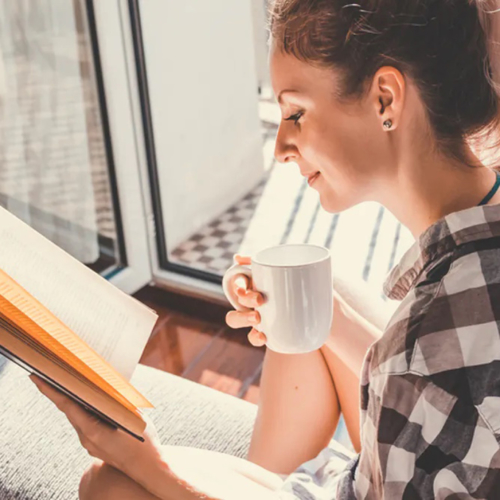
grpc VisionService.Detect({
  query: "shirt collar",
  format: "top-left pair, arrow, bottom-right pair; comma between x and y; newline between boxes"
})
383,204 -> 500,300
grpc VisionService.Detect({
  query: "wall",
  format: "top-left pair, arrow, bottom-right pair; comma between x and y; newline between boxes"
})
139,0 -> 265,251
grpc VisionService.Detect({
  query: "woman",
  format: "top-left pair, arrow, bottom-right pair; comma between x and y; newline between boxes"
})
31,0 -> 500,498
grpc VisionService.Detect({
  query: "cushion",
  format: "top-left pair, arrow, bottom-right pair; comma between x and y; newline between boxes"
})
0,356 -> 257,499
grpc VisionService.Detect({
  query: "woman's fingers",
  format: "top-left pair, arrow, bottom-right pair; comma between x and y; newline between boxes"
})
226,309 -> 261,329
248,329 -> 267,347
31,375 -> 80,415
234,254 -> 251,266
231,255 -> 264,308
30,375 -> 91,435
228,254 -> 267,347
236,287 -> 265,309
30,375 -> 122,459
233,274 -> 251,294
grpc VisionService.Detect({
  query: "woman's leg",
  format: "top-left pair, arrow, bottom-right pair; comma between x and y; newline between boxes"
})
248,272 -> 394,473
320,345 -> 362,452
79,446 -> 284,500
79,275 -> 395,498
247,348 -> 341,475
321,272 -> 396,452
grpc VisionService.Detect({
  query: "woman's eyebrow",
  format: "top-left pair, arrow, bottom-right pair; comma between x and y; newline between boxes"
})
277,89 -> 300,104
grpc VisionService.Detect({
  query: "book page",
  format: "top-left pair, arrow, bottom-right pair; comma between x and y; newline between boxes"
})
0,207 -> 158,381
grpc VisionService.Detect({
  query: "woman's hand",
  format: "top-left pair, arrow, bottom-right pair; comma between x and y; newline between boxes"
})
225,255 -> 268,347
30,374 -> 166,493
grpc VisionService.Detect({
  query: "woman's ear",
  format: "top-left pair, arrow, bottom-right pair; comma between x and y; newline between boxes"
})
372,66 -> 405,130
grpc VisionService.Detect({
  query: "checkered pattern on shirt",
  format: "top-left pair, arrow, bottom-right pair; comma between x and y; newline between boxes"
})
280,202 -> 500,499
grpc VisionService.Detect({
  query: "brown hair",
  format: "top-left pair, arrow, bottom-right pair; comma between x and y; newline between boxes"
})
268,0 -> 500,168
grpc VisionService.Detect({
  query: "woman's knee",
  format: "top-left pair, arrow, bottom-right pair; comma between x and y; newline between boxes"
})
79,460 -> 103,500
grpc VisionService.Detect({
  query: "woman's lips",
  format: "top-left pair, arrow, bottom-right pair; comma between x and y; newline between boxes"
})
308,172 -> 321,186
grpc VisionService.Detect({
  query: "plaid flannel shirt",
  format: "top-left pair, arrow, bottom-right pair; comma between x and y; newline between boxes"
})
280,203 -> 500,499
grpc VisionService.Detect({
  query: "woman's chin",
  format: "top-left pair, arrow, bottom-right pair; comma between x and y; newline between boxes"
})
312,177 -> 355,213
318,191 -> 352,214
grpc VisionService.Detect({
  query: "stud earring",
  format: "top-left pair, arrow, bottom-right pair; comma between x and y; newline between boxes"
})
383,119 -> 393,130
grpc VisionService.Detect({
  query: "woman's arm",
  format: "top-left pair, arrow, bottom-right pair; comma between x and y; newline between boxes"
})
317,284 -> 386,452
31,375 -> 283,500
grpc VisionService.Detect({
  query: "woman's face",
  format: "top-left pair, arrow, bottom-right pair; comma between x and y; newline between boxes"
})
269,42 -> 390,213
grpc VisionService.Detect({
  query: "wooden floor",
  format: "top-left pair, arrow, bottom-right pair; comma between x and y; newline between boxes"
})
134,287 -> 265,405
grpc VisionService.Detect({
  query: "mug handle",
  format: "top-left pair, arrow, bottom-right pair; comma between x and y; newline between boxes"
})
222,264 -> 253,312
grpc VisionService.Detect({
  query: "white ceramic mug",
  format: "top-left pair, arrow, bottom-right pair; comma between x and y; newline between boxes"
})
222,244 -> 333,354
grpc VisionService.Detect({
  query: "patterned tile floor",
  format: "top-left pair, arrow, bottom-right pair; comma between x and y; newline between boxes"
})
170,174 -> 269,274
170,97 -> 416,300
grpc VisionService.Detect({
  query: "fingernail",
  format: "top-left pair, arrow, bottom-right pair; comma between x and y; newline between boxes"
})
254,334 -> 266,346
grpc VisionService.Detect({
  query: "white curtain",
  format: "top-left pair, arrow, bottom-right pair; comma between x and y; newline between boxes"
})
0,0 -> 99,263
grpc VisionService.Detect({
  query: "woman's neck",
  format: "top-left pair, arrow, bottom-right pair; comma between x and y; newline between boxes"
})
379,157 -> 499,240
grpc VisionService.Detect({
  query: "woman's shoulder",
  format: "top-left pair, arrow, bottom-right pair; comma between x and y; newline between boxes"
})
371,240 -> 500,378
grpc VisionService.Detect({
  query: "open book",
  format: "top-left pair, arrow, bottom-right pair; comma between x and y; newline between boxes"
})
0,207 -> 158,441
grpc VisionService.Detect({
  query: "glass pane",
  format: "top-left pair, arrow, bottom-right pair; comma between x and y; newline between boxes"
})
0,0 -> 123,275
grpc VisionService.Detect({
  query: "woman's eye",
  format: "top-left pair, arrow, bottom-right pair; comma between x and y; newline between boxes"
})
285,111 -> 303,125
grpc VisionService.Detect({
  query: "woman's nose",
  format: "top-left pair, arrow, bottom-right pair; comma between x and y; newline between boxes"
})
274,125 -> 298,164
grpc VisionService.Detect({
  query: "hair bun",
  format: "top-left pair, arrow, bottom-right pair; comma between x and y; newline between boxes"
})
476,0 -> 500,98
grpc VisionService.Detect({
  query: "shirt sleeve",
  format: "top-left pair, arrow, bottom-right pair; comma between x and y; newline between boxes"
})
375,373 -> 500,499
277,439 -> 357,499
